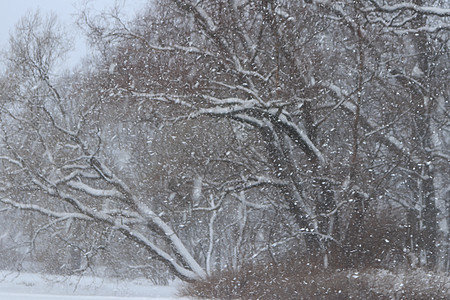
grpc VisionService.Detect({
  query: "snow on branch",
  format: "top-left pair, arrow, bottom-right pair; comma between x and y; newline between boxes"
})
389,26 -> 450,34
62,164 -> 91,170
115,31 -> 215,57
131,92 -> 195,109
193,5 -> 217,32
210,81 -> 264,104
55,170 -> 100,185
233,113 -> 266,128
56,188 -> 205,280
431,151 -> 450,162
102,209 -> 142,221
201,96 -> 260,107
276,112 -> 326,165
0,156 -> 23,168
42,105 -> 77,137
196,105 -> 252,117
367,1 -> 450,17
114,223 -> 203,280
69,154 -> 207,279
128,40 -> 215,57
2,194 -> 202,280
0,198 -> 91,221
67,181 -> 123,198
136,202 -> 207,279
194,103 -> 325,165
235,67 -> 275,83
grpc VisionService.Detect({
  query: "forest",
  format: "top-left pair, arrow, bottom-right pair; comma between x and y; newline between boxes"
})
0,0 -> 449,298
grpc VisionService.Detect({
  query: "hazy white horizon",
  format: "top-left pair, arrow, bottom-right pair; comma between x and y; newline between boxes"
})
0,0 -> 149,71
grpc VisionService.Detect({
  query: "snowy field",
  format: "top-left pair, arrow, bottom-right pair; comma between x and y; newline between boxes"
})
0,271 -> 188,300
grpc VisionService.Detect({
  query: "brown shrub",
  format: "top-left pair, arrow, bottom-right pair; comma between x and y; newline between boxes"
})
179,262 -> 449,299
180,261 -> 373,299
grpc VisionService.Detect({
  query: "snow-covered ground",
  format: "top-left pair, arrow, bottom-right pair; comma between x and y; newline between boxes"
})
0,271 -> 187,300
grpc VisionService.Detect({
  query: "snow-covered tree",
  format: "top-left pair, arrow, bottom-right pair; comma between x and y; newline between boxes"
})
79,0 -> 448,271
1,0 -> 448,281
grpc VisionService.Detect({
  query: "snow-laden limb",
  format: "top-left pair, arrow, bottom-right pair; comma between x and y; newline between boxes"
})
0,156 -> 23,167
194,103 -> 325,166
89,157 -> 113,179
366,1 -> 450,17
134,41 -> 215,58
233,113 -> 266,128
48,151 -> 208,280
193,4 -> 217,32
196,104 -> 253,117
67,181 -> 123,198
33,105 -> 207,279
131,92 -> 195,109
431,151 -> 450,162
0,198 -> 91,222
367,14 -> 416,28
101,209 -> 142,221
201,95 -> 261,108
276,112 -> 326,165
113,223 -> 201,280
55,170 -> 100,185
11,141 -> 207,279
134,201 -> 207,279
236,67 -> 276,83
208,82 -> 263,104
2,195 -> 201,280
64,180 -> 206,279
80,157 -> 207,279
42,105 -> 77,137
388,26 -> 450,34
61,164 -> 91,170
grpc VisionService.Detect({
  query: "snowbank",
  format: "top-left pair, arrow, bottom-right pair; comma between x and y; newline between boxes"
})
0,271 -> 186,300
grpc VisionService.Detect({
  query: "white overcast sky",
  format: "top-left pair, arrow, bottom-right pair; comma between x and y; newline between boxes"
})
0,0 -> 149,70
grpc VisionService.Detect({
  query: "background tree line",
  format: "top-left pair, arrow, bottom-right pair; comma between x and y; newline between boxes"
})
0,0 -> 448,282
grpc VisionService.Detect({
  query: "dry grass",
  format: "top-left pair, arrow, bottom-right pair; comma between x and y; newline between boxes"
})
179,262 -> 449,299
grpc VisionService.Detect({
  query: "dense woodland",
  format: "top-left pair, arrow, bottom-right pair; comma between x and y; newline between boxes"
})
0,0 -> 449,288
